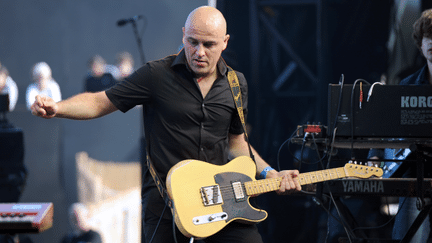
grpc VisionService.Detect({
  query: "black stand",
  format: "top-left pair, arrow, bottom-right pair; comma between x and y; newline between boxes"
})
0,113 -> 26,203
120,15 -> 148,243
125,18 -> 147,164
130,20 -> 146,65
339,144 -> 432,243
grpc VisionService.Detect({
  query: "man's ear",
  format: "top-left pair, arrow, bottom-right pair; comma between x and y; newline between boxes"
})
223,34 -> 230,50
182,27 -> 186,45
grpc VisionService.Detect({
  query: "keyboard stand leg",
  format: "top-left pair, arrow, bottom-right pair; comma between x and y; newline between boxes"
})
399,203 -> 432,243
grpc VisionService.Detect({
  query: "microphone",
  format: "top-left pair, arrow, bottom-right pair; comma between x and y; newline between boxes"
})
117,15 -> 143,26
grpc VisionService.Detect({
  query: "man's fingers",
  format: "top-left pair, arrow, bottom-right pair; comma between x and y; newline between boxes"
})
31,95 -> 54,118
277,172 -> 301,195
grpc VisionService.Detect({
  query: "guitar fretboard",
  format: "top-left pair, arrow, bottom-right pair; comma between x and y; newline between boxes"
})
244,167 -> 347,195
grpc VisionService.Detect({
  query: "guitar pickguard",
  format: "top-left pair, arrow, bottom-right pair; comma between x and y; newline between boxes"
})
214,172 -> 267,223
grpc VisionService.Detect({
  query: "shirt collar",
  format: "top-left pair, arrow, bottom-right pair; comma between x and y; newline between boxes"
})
416,65 -> 429,85
171,48 -> 228,77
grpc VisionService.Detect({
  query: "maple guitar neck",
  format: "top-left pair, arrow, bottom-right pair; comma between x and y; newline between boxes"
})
244,164 -> 381,195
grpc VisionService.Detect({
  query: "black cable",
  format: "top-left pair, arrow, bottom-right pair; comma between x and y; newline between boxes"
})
148,203 -> 168,243
276,126 -> 300,171
315,131 -> 357,242
349,79 -> 371,159
310,133 -> 355,241
298,132 -> 309,171
330,74 -> 345,140
351,197 -> 407,233
172,204 -> 179,243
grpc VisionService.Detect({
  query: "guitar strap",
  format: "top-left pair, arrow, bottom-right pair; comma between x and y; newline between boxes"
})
145,65 -> 255,209
146,155 -> 173,208
227,66 -> 256,162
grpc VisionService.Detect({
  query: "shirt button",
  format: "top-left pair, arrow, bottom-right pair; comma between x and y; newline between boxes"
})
200,147 -> 204,151
202,103 -> 205,108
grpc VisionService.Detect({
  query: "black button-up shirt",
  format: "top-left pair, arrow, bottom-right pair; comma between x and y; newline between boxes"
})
106,50 -> 248,186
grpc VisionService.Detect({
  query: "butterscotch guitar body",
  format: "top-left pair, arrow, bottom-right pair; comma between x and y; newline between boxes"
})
166,156 -> 267,239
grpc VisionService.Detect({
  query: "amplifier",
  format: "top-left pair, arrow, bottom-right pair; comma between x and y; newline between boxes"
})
328,84 -> 432,138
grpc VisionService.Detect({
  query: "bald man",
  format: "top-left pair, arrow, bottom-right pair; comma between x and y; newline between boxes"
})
31,6 -> 301,243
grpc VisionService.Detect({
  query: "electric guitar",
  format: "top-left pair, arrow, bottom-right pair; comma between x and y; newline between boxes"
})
166,156 -> 383,238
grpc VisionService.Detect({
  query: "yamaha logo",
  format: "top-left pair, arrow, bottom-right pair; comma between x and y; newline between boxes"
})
342,180 -> 384,193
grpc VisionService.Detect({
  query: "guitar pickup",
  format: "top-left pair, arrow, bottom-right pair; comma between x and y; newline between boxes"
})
231,181 -> 245,202
200,185 -> 223,206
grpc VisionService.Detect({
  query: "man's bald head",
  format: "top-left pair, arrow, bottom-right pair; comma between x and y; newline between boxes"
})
182,6 -> 230,79
184,6 -> 227,37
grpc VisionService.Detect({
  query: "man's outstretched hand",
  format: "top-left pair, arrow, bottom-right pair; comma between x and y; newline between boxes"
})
31,95 -> 58,119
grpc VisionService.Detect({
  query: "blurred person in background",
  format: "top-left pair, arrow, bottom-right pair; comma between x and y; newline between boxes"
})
114,51 -> 134,81
84,55 -> 117,92
26,62 -> 61,110
60,203 -> 102,243
0,65 -> 18,112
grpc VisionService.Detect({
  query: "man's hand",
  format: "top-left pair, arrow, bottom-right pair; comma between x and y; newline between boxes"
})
267,169 -> 301,195
31,95 -> 58,119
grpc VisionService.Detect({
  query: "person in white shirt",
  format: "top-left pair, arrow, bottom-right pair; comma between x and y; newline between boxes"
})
0,66 -> 18,112
26,62 -> 61,110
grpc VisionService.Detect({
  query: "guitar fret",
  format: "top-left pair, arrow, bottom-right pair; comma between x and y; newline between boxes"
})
336,168 -> 346,178
322,170 -> 329,180
309,172 -> 318,183
316,171 -> 323,182
244,163 -> 381,196
329,169 -> 337,179
245,178 -> 281,195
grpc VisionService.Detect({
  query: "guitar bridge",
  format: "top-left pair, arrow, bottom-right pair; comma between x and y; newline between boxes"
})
200,185 -> 223,206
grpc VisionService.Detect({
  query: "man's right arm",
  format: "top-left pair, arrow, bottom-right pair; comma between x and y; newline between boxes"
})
31,91 -> 118,120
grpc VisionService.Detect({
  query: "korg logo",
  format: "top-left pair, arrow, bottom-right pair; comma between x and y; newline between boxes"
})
401,96 -> 432,108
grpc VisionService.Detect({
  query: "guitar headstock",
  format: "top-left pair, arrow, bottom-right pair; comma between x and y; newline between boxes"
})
343,163 -> 383,178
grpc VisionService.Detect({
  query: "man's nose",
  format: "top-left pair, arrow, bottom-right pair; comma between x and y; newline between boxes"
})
196,44 -> 205,56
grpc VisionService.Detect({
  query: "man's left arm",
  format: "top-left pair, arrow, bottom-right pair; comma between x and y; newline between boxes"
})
228,133 -> 301,195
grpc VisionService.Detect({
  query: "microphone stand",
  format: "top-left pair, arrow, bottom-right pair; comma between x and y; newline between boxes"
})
125,19 -> 148,197
117,16 -> 147,243
131,20 -> 146,65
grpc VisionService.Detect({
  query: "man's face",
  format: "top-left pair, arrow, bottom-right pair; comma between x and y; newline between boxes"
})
182,26 -> 229,78
421,36 -> 432,63
91,62 -> 105,77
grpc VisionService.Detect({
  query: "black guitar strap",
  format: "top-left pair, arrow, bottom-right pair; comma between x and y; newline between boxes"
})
146,65 -> 255,209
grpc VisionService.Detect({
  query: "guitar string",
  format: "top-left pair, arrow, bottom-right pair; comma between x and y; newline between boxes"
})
199,167 -> 380,204
207,173 -> 343,198
207,165 -> 374,194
